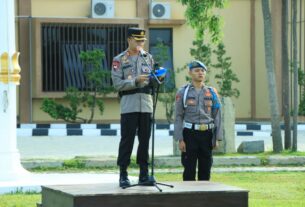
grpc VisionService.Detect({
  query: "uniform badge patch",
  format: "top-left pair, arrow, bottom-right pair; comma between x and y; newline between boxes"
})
112,61 -> 120,71
122,55 -> 129,64
205,90 -> 212,97
176,94 -> 181,102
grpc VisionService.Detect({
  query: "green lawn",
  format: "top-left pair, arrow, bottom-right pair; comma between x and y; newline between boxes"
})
0,172 -> 304,207
0,193 -> 40,207
156,172 -> 305,207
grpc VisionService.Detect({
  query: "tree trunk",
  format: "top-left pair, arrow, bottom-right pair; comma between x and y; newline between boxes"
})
261,0 -> 283,153
282,0 -> 291,149
292,0 -> 298,151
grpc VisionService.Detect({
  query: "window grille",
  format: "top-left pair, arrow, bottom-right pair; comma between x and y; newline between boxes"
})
41,23 -> 137,92
149,28 -> 174,92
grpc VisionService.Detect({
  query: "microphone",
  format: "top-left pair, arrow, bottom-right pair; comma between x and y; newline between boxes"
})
149,62 -> 167,85
153,63 -> 160,70
137,46 -> 147,57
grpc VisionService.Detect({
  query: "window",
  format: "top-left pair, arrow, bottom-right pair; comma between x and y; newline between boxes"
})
41,23 -> 137,92
149,28 -> 174,91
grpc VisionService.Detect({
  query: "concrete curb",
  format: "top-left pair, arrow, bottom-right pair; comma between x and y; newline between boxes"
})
21,156 -> 305,169
268,156 -> 305,165
16,123 -> 305,137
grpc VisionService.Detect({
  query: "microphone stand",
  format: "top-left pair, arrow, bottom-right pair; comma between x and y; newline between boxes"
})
122,52 -> 174,192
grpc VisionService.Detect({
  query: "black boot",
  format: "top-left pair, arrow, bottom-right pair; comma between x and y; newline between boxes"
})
138,165 -> 149,185
119,167 -> 130,188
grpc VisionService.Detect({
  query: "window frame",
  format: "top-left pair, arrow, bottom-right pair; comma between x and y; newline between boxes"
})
148,28 -> 174,92
33,17 -> 145,98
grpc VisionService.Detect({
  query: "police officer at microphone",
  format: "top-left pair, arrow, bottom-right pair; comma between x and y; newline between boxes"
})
174,60 -> 223,181
111,27 -> 154,188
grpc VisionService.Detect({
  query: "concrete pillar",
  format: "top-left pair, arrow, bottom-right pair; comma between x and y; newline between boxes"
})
214,97 -> 236,154
0,0 -> 29,181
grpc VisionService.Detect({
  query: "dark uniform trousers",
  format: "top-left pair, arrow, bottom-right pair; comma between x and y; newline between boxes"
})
181,128 -> 213,181
117,112 -> 152,168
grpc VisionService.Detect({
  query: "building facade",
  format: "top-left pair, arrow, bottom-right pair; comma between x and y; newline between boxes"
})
15,0 -> 305,123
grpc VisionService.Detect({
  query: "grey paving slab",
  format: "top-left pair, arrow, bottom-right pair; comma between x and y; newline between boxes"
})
17,131 -> 305,159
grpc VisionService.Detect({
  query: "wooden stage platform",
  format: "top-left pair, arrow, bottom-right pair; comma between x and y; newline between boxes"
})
41,181 -> 248,207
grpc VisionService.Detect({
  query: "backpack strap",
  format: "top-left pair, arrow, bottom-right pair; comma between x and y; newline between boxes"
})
208,87 -> 221,118
208,87 -> 221,109
183,84 -> 191,109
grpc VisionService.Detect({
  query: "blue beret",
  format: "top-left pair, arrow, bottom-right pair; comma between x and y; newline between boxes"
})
188,60 -> 207,71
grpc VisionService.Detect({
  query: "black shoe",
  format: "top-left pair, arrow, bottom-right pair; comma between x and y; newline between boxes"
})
119,176 -> 131,188
138,175 -> 149,185
138,175 -> 157,186
138,165 -> 149,185
119,166 -> 130,188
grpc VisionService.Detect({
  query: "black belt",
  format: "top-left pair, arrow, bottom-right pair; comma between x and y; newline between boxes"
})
119,86 -> 152,97
184,122 -> 215,131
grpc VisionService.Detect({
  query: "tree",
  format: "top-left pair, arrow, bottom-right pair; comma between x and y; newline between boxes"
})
190,40 -> 212,68
153,40 -> 176,123
177,0 -> 227,43
212,43 -> 240,98
281,0 -> 291,150
41,49 -> 114,123
292,0 -> 298,151
298,68 -> 305,116
152,40 -> 180,155
261,0 -> 283,153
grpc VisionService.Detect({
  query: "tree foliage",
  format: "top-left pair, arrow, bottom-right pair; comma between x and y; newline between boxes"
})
212,43 -> 240,98
298,68 -> 305,115
153,40 -> 177,123
160,0 -> 227,123
178,0 -> 227,43
190,40 -> 212,68
41,49 -> 113,123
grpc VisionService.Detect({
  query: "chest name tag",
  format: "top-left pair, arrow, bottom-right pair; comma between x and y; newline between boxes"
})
142,66 -> 150,73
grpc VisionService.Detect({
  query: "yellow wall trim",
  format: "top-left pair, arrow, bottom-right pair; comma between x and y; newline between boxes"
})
0,52 -> 21,84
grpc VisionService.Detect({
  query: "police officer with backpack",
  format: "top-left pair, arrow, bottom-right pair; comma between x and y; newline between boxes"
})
111,28 -> 155,188
174,60 -> 222,181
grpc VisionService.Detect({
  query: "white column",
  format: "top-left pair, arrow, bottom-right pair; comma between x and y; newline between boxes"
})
0,0 -> 29,181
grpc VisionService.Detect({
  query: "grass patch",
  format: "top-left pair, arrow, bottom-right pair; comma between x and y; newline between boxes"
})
0,193 -> 40,207
63,159 -> 86,168
30,166 -> 118,173
2,171 -> 303,207
153,171 -> 305,207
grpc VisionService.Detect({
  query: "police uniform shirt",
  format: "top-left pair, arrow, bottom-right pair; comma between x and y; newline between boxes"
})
111,50 -> 154,114
174,84 -> 223,142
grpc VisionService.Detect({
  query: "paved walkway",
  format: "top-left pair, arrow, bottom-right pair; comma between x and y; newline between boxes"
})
2,129 -> 304,195
17,131 -> 305,159
0,172 -> 122,194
